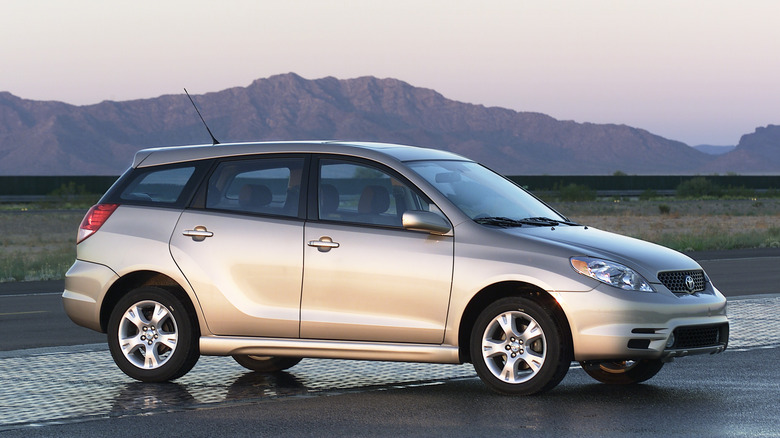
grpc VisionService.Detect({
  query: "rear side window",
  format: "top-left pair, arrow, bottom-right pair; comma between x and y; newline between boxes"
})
206,157 -> 305,218
119,166 -> 196,204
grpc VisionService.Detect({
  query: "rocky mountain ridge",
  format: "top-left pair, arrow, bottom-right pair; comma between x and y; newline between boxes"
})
0,73 -> 777,175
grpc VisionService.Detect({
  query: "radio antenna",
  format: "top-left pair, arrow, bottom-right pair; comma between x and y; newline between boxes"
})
184,88 -> 220,145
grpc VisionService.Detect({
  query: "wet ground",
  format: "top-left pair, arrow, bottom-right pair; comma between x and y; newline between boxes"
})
1,294 -> 777,432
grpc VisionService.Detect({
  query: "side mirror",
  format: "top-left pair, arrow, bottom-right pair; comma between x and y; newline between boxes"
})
402,211 -> 452,235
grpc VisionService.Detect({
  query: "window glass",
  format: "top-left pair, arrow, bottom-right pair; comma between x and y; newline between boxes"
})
119,166 -> 195,204
207,157 -> 304,217
407,160 -> 565,221
318,159 -> 431,227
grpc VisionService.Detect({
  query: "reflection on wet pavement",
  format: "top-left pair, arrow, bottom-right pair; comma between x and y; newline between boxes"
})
1,296 -> 777,430
0,347 -> 476,429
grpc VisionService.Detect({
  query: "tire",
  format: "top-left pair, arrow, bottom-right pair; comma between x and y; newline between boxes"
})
232,355 -> 302,372
470,296 -> 571,395
107,287 -> 199,382
580,359 -> 664,384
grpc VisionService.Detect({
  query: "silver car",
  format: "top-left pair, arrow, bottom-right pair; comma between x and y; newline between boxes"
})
63,141 -> 728,395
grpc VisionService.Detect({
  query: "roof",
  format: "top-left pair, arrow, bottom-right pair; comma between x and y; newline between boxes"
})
133,141 -> 469,168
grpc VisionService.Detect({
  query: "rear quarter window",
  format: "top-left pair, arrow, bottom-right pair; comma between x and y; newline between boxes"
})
105,162 -> 208,208
120,167 -> 195,203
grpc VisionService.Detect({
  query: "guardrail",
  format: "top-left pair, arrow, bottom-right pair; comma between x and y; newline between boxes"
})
1,175 -> 777,200
0,176 -> 119,196
506,175 -> 778,192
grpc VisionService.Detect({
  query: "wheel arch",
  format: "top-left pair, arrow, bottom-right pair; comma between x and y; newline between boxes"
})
457,281 -> 573,363
99,270 -> 200,336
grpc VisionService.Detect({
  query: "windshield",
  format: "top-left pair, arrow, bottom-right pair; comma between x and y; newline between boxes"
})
407,160 -> 567,223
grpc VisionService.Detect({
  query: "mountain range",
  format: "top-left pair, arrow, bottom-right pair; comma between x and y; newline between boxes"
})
0,73 -> 778,175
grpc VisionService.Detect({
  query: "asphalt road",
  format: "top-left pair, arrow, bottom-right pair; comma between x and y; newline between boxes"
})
0,291 -> 105,350
691,247 -> 780,297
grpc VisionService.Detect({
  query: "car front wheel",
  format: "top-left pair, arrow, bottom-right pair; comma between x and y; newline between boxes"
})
107,287 -> 199,382
470,296 -> 570,395
580,359 -> 664,384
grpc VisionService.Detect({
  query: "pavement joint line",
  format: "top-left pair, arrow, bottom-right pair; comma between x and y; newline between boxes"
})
0,292 -> 62,298
0,310 -> 49,316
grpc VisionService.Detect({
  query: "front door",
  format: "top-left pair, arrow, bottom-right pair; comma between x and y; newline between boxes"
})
300,158 -> 454,344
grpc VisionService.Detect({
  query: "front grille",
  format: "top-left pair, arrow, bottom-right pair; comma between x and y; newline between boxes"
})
658,270 -> 706,294
672,324 -> 727,349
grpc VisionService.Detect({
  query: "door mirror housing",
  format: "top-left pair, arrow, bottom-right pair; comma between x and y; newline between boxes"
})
402,211 -> 452,235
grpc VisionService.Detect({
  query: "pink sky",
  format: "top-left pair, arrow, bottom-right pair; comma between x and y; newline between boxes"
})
1,0 -> 778,146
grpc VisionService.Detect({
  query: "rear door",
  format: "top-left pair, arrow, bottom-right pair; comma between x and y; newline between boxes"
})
170,155 -> 307,337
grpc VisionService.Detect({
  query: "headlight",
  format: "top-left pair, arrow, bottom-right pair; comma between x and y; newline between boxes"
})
570,257 -> 655,292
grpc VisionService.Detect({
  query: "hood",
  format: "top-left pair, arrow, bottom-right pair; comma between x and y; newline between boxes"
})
501,225 -> 702,282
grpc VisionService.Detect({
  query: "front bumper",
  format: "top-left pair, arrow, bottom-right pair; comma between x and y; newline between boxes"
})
554,283 -> 729,361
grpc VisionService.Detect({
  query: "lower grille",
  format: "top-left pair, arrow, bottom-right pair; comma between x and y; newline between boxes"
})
672,324 -> 728,349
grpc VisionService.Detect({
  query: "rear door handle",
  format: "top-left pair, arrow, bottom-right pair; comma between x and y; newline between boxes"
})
183,226 -> 213,241
308,236 -> 339,252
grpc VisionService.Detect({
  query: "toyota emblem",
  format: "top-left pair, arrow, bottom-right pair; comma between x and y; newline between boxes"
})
684,275 -> 696,292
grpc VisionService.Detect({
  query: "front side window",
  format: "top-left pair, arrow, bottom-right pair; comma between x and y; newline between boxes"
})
318,159 -> 432,227
206,157 -> 304,217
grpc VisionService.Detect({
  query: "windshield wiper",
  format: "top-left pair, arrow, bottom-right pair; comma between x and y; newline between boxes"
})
475,216 -> 581,228
521,217 -> 581,226
473,216 -> 527,228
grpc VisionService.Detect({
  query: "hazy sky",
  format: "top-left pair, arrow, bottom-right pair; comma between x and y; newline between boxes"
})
2,0 -> 778,146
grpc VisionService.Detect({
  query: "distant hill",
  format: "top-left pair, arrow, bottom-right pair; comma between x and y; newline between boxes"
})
0,73 -> 778,175
694,145 -> 737,155
700,125 -> 780,174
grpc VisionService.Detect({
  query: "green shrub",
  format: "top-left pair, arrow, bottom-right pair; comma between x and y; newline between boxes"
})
49,182 -> 88,197
676,177 -> 722,198
761,189 -> 780,199
556,183 -> 596,202
722,186 -> 757,198
639,189 -> 658,200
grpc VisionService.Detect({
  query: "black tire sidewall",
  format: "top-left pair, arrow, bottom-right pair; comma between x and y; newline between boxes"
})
232,355 -> 302,372
470,296 -> 565,395
580,359 -> 664,384
107,287 -> 198,382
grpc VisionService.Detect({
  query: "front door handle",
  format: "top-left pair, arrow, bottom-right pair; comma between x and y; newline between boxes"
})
308,236 -> 340,252
183,226 -> 214,241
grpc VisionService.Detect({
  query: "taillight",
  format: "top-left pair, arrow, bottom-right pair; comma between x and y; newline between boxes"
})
77,204 -> 119,243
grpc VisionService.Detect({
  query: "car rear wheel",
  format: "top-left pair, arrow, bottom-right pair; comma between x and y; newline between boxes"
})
470,296 -> 570,395
580,359 -> 664,384
232,355 -> 302,372
107,287 -> 199,382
